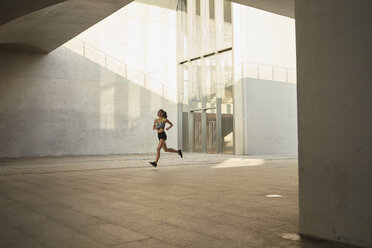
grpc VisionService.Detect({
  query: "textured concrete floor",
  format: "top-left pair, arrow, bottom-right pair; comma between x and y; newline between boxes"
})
0,153 -> 350,248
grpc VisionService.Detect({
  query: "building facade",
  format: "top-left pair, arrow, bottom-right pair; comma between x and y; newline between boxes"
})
177,0 -> 298,155
177,0 -> 234,154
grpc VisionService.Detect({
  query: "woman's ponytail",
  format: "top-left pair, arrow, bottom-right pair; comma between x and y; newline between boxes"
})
159,109 -> 168,119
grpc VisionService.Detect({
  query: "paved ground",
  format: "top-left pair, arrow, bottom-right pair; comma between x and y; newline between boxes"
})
0,153 -> 351,248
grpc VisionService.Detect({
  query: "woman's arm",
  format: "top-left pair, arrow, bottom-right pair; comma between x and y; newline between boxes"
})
153,119 -> 157,130
165,119 -> 173,130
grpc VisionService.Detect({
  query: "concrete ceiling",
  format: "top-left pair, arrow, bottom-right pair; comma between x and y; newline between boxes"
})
0,0 -> 293,53
0,0 -> 67,26
228,0 -> 294,18
0,0 -> 133,53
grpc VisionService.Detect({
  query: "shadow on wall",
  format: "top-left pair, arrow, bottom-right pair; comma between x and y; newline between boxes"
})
0,46 -> 177,158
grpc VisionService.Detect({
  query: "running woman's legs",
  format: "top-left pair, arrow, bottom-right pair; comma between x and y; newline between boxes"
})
163,142 -> 183,158
155,139 -> 165,163
162,141 -> 178,153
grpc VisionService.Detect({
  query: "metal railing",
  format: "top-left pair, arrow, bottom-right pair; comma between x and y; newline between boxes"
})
238,61 -> 297,83
64,38 -> 177,101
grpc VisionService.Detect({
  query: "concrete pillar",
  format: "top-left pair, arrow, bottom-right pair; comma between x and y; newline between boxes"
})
296,1 -> 372,247
201,59 -> 208,153
216,98 -> 222,153
201,101 -> 207,153
176,4 -> 183,150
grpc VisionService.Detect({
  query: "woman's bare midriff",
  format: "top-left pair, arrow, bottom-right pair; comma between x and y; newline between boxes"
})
157,128 -> 164,133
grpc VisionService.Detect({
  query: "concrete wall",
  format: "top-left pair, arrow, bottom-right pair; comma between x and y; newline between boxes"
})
0,47 -> 177,158
0,0 -> 178,158
75,0 -> 177,91
243,78 -> 297,155
232,4 -> 296,69
233,3 -> 297,155
296,0 -> 372,247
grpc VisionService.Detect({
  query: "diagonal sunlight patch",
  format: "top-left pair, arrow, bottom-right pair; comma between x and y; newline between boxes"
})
211,158 -> 265,169
63,38 -> 177,102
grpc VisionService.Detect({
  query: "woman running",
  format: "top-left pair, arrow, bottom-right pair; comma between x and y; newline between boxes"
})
150,109 -> 182,168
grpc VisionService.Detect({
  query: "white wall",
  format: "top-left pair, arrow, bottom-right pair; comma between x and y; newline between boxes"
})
243,78 -> 297,155
0,0 -> 178,158
233,4 -> 296,69
72,1 -> 177,92
233,3 -> 297,155
0,47 -> 177,158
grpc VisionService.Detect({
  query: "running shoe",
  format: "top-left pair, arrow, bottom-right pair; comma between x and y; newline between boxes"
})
149,162 -> 157,168
178,149 -> 183,158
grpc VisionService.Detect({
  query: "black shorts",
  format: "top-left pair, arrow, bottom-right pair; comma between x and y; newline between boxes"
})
158,132 -> 167,140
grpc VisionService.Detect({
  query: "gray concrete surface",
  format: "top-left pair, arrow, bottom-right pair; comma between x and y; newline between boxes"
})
0,46 -> 177,158
228,0 -> 294,18
295,1 -> 372,247
0,153 -> 352,248
242,78 -> 297,156
0,0 -> 66,26
0,0 -> 133,53
232,5 -> 296,156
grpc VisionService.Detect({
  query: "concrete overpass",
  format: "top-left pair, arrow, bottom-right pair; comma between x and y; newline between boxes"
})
0,0 -> 295,53
0,0 -> 133,53
229,0 -> 294,18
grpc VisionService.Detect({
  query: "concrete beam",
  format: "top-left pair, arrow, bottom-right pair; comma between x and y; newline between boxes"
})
228,0 -> 294,18
0,0 -> 133,53
0,0 -> 67,26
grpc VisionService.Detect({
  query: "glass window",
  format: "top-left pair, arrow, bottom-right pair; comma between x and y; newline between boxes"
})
217,50 -> 233,105
196,0 -> 200,16
190,59 -> 202,110
223,0 -> 232,48
182,63 -> 189,111
207,0 -> 216,53
193,111 -> 202,152
193,0 -> 201,57
177,0 -> 234,154
177,0 -> 188,61
209,0 -> 215,19
223,1 -> 231,23
206,109 -> 217,153
205,55 -> 216,106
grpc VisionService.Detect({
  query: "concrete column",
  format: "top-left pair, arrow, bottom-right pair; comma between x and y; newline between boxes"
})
176,7 -> 183,150
216,98 -> 222,153
201,107 -> 207,153
296,1 -> 372,247
232,3 -> 244,155
177,102 -> 183,149
201,58 -> 208,153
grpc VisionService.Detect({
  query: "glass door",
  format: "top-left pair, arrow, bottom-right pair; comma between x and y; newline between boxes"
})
206,109 -> 217,153
193,111 -> 202,152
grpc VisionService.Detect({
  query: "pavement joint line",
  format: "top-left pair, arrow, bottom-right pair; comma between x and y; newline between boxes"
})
0,156 -> 298,166
0,157 -> 181,166
0,162 -> 218,176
